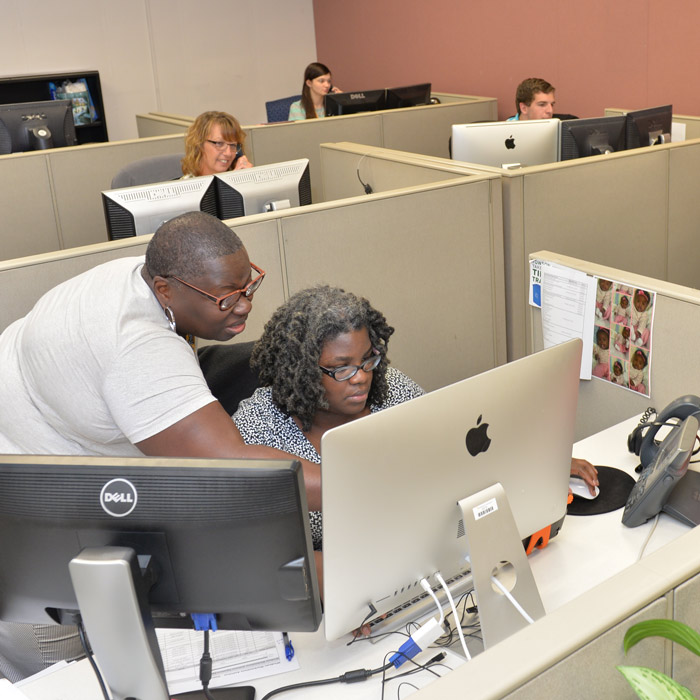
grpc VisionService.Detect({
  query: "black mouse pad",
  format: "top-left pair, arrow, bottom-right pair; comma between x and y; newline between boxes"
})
567,465 -> 636,516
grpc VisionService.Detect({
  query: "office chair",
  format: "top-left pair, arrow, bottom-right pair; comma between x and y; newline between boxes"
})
110,153 -> 185,189
197,341 -> 260,415
265,95 -> 301,123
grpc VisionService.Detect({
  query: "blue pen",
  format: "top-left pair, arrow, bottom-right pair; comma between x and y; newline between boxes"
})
282,632 -> 294,661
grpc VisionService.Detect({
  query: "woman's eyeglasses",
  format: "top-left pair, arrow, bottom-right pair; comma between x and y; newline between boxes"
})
319,350 -> 381,382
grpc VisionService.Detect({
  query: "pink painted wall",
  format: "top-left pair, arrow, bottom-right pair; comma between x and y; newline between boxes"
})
313,0 -> 700,120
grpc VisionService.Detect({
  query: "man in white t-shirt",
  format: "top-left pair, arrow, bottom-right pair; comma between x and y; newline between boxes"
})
0,211 -> 320,680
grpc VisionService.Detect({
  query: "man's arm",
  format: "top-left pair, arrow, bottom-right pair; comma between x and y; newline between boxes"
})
135,401 -> 321,511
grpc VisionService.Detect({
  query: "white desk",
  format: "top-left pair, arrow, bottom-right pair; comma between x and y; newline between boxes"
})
18,415 -> 695,700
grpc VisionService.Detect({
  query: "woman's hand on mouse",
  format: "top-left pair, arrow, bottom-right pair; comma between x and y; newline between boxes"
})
570,457 -> 599,496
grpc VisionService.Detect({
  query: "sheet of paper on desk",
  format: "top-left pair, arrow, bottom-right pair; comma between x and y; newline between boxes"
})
537,260 -> 595,380
157,629 -> 298,695
0,679 -> 31,699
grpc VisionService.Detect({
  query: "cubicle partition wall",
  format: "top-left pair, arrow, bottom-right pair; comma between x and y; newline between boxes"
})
0,96 -> 495,261
137,95 -> 498,202
528,250 -> 700,439
453,137 -> 700,362
0,134 -> 185,259
0,171 -> 505,393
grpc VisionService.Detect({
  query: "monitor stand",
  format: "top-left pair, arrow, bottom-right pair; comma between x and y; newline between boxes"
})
457,483 -> 545,648
70,547 -> 258,700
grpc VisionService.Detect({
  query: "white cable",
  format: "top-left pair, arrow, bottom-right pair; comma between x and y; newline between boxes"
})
637,512 -> 660,561
419,578 -> 445,626
489,575 -> 535,624
435,572 -> 471,660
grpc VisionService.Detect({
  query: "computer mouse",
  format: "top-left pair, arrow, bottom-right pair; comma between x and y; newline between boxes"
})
569,476 -> 600,500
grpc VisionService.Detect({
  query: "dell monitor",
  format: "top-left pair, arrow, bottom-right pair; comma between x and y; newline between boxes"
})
0,99 -> 77,154
625,104 -> 673,149
324,89 -> 387,116
215,158 -> 311,220
451,118 -> 561,168
0,455 -> 321,700
322,339 -> 581,644
559,115 -> 626,161
102,175 -> 218,240
385,83 -> 432,110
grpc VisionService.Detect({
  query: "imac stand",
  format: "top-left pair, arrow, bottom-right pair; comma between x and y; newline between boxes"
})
457,483 -> 545,648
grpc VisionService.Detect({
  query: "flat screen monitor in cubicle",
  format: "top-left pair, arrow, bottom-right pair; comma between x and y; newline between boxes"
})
559,115 -> 627,161
0,455 -> 321,700
322,339 -> 581,642
0,99 -> 77,154
625,104 -> 673,149
385,83 -> 432,109
215,158 -> 311,219
325,89 -> 387,116
451,118 -> 561,168
102,176 -> 218,240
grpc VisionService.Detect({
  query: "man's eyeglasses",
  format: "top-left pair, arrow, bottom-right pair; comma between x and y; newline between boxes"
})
319,350 -> 381,382
206,140 -> 243,157
170,263 -> 265,311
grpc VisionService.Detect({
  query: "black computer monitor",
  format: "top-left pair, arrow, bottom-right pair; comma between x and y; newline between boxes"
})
0,455 -> 321,699
101,175 -> 219,240
0,99 -> 77,154
215,158 -> 311,219
625,104 -> 673,149
559,115 -> 626,161
324,89 -> 387,116
385,83 -> 432,110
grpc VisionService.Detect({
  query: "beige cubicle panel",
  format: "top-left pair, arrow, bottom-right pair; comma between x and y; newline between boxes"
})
319,141 -> 493,200
1,173 -> 505,393
456,137 -> 700,362
136,97 -> 498,203
528,251 -> 700,440
605,107 -> 700,140
413,525 -> 700,700
0,218 -> 285,342
134,113 -> 193,138
275,175 -> 506,391
0,152 -> 62,259
0,134 -> 186,259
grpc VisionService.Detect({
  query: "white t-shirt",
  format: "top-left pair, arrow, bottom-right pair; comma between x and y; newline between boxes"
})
0,257 -> 216,455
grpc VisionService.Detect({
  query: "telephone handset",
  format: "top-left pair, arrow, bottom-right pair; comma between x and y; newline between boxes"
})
627,395 -> 700,470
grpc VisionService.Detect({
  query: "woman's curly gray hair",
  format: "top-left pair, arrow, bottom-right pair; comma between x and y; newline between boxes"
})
251,285 -> 394,431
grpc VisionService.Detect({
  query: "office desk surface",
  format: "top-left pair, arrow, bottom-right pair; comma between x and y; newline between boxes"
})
19,414 -> 694,699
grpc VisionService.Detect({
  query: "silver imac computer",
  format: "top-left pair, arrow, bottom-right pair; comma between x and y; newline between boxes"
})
215,158 -> 311,220
102,175 -> 218,240
321,339 -> 581,646
451,118 -> 561,168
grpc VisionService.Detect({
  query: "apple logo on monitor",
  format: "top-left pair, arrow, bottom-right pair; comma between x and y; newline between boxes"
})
505,135 -> 516,150
465,414 -> 491,456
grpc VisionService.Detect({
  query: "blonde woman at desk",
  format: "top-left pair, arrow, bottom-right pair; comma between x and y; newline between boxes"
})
181,110 -> 253,177
288,62 -> 342,121
233,285 -> 424,554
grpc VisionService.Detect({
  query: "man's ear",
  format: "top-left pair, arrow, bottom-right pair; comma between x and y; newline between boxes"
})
519,102 -> 529,117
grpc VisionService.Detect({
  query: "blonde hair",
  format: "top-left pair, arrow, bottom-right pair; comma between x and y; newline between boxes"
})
181,111 -> 247,176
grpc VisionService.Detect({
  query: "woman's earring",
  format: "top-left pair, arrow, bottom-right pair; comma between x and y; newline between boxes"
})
164,306 -> 176,332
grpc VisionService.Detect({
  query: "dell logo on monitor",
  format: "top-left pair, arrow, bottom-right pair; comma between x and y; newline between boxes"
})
100,478 -> 138,517
349,93 -> 366,100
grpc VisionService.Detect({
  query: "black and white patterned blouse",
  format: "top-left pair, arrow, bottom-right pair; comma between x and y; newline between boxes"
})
232,367 -> 425,549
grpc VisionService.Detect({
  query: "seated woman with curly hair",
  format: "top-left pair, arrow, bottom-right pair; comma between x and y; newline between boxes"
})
232,285 -> 424,552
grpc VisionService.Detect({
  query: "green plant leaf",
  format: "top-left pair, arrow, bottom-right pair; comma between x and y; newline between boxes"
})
624,620 -> 700,657
617,665 -> 697,699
